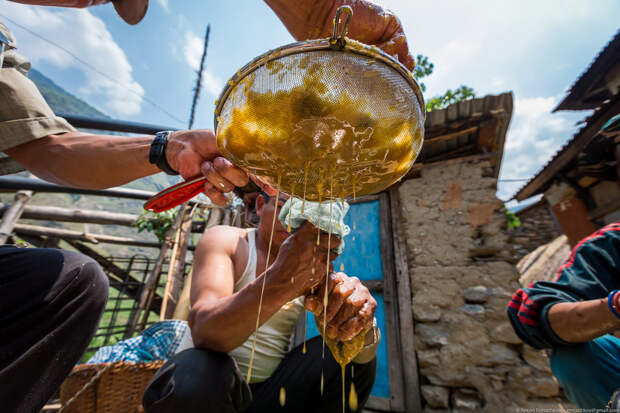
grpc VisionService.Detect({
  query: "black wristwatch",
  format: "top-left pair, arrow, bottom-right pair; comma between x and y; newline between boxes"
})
149,131 -> 179,175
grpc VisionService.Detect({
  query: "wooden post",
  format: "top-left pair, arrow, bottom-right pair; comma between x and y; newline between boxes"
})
188,25 -> 210,130
12,223 -> 165,249
0,203 -> 137,226
205,207 -> 223,229
159,226 -> 181,319
0,202 -> 206,232
389,186 -> 422,412
221,208 -> 232,226
125,212 -> 180,337
171,208 -> 212,321
162,204 -> 195,319
0,190 -> 32,244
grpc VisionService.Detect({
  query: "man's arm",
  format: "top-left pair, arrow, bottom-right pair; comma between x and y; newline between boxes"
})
188,226 -> 292,352
189,223 -> 335,352
548,297 -> 620,343
1,56 -> 247,204
265,0 -> 414,70
5,132 -> 157,188
5,129 -> 248,205
507,222 -> 620,349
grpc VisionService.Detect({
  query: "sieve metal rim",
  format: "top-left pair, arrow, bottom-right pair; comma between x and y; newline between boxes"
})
212,34 -> 426,133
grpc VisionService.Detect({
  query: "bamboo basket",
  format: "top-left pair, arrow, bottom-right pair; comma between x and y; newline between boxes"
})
59,361 -> 165,413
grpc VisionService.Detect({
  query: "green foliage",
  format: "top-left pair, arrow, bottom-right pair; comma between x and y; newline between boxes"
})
413,54 -> 434,92
411,54 -> 476,112
426,85 -> 476,112
505,209 -> 521,230
14,239 -> 29,247
135,209 -> 177,242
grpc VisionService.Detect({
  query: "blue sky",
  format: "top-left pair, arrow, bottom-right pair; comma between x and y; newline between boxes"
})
2,0 -> 619,203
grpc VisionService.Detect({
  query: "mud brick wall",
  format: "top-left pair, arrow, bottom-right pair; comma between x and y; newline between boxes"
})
396,159 -> 571,412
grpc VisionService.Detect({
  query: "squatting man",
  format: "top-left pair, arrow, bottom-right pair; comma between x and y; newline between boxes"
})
142,192 -> 381,413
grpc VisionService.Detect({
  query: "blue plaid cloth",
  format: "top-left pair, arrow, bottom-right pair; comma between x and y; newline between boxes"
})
87,320 -> 189,364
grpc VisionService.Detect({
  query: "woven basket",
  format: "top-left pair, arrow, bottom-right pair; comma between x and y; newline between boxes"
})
59,361 -> 165,413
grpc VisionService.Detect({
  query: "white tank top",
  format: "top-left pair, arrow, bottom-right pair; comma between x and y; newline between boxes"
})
176,228 -> 305,383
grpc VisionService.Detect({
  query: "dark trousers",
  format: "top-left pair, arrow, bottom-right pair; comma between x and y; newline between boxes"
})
143,336 -> 377,413
0,246 -> 109,413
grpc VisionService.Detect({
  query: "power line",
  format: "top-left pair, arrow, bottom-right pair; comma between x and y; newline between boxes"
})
0,13 -> 186,126
498,178 -> 531,182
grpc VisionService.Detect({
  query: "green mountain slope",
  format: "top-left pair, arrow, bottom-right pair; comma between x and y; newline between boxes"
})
28,68 -> 109,119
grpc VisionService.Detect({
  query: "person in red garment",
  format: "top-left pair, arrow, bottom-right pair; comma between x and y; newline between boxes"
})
1,1 -> 415,412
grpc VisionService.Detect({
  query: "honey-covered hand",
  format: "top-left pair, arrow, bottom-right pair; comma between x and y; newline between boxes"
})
305,271 -> 376,342
270,222 -> 340,297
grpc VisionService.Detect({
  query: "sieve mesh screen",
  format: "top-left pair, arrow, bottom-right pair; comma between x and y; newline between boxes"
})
216,49 -> 424,201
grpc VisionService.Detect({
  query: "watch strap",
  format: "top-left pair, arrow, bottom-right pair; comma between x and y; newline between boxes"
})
362,318 -> 380,350
149,131 -> 179,175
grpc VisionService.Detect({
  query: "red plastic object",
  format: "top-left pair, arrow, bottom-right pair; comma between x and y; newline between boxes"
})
143,176 -> 206,212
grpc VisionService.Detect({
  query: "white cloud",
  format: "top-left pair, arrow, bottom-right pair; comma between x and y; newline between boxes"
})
157,0 -> 169,13
183,31 -> 204,70
377,0 -> 608,95
2,3 -> 144,116
497,95 -> 584,201
183,31 -> 224,98
203,71 -> 224,98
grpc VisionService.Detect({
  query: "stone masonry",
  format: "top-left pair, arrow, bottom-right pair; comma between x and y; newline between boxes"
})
397,159 -> 572,412
509,200 -> 562,263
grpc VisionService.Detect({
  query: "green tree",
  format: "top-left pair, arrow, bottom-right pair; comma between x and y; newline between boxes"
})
413,54 -> 434,92
505,209 -> 521,230
425,85 -> 476,112
412,55 -> 476,112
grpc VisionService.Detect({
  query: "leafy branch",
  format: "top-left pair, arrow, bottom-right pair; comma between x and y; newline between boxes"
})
505,210 -> 521,230
134,209 -> 177,242
426,85 -> 476,112
412,54 -> 476,112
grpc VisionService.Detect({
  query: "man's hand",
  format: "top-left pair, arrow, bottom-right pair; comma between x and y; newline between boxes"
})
266,0 -> 414,71
269,222 -> 340,298
166,129 -> 249,205
305,271 -> 377,341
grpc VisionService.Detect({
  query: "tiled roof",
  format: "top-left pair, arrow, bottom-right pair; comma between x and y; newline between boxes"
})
416,92 -> 514,178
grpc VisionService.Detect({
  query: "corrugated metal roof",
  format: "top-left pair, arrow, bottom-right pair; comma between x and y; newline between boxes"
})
513,94 -> 620,201
554,29 -> 620,112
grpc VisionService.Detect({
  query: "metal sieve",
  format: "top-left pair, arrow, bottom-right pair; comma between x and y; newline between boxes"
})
214,6 -> 425,201
144,6 -> 424,212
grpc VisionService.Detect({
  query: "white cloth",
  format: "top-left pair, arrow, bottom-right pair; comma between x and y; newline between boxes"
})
278,198 -> 350,254
176,228 -> 305,383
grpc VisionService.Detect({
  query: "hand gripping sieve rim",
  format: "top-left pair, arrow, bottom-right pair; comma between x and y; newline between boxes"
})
212,5 -> 426,132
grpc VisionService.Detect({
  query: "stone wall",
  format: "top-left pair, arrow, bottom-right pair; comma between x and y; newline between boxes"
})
509,200 -> 562,262
396,159 -> 571,412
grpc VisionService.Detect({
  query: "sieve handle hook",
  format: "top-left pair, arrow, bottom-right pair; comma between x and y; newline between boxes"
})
330,6 -> 353,49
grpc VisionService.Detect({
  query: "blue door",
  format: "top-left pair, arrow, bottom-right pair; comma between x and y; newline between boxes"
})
305,197 -> 400,408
